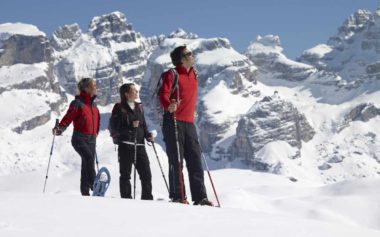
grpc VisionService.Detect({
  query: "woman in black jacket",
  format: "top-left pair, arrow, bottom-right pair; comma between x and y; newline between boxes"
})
110,83 -> 154,200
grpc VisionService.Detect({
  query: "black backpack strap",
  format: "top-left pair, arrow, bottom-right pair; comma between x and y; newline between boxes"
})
153,74 -> 164,99
169,68 -> 179,102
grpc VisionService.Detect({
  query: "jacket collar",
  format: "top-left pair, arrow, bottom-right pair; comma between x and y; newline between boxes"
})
78,91 -> 95,105
175,65 -> 193,75
122,101 -> 139,111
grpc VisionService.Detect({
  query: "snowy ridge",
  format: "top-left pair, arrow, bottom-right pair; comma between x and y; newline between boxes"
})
0,23 -> 45,41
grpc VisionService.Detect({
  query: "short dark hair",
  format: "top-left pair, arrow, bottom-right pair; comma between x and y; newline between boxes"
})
170,45 -> 187,66
119,83 -> 135,103
77,78 -> 93,92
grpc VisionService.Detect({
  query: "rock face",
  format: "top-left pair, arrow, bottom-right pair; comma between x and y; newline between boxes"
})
0,23 -> 51,66
53,11 -> 155,105
299,8 -> 380,87
88,11 -> 153,82
0,34 -> 50,65
0,23 -> 66,133
344,103 -> 379,122
229,95 -> 315,162
89,12 -> 135,46
50,24 -> 82,52
54,38 -> 121,106
338,103 -> 380,132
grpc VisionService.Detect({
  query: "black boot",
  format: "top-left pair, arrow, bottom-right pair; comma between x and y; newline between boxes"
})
194,198 -> 213,206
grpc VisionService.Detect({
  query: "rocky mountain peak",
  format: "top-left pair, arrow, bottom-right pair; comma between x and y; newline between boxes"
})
50,24 -> 82,52
246,34 -> 317,82
88,11 -> 140,46
228,95 -> 315,164
299,8 -> 380,87
328,9 -> 374,47
168,28 -> 198,39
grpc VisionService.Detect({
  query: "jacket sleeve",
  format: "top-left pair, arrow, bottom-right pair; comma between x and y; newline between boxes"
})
58,100 -> 80,132
159,70 -> 174,111
139,105 -> 150,139
109,103 -> 121,137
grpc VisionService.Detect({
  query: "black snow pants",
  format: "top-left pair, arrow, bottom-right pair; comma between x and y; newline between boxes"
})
118,142 -> 153,200
71,132 -> 96,196
162,114 -> 207,203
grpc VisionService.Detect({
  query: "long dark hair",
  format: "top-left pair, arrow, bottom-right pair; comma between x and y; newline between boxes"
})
119,83 -> 135,104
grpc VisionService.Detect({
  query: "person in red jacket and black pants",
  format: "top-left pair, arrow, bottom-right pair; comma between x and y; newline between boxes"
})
159,46 -> 213,206
52,78 -> 100,196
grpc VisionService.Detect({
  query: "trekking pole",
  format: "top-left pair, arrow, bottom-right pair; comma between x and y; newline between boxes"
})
43,119 -> 59,193
199,146 -> 221,208
133,126 -> 138,199
95,152 -> 99,173
151,141 -> 170,194
171,100 -> 185,203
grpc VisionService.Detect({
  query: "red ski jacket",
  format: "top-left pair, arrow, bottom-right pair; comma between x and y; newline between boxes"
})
159,65 -> 198,123
59,91 -> 100,136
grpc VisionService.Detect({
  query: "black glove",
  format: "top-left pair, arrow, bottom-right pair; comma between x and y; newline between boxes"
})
52,126 -> 62,136
146,133 -> 154,142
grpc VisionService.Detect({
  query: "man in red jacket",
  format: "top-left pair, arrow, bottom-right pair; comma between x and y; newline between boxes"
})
160,46 -> 213,206
52,78 -> 100,196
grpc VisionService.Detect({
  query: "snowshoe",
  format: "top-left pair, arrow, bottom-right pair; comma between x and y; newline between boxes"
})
92,167 -> 111,197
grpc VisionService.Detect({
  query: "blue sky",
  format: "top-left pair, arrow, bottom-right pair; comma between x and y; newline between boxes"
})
0,0 -> 378,59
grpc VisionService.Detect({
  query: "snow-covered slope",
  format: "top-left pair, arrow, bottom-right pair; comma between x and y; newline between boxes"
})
1,138 -> 380,236
1,103 -> 380,235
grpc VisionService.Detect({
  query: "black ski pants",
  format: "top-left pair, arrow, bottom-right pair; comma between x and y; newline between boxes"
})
71,132 -> 96,196
118,142 -> 153,200
162,116 -> 207,203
